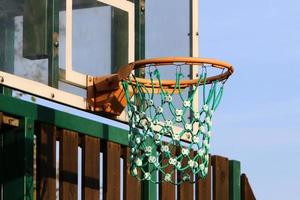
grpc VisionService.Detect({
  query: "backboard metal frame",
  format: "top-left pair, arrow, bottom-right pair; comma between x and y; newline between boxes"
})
0,70 -> 87,108
64,0 -> 135,88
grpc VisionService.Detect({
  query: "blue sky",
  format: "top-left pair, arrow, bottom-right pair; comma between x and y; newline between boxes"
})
199,0 -> 300,199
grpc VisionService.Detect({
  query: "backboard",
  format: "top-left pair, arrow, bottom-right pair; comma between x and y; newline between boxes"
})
0,0 -> 199,121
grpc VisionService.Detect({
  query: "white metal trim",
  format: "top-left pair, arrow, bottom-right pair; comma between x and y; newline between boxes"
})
98,0 -> 134,13
0,71 -> 87,109
190,0 -> 199,112
191,0 -> 199,58
66,0 -> 72,78
65,0 -> 87,87
127,2 -> 135,63
66,71 -> 87,86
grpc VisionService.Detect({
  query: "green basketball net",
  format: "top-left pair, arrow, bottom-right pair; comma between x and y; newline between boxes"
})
120,57 -> 233,185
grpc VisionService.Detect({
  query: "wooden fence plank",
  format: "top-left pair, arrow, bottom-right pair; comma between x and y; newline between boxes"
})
36,124 -> 56,200
82,135 -> 100,200
212,155 -> 229,200
196,154 -> 211,200
241,174 -> 256,200
178,149 -> 194,200
229,160 -> 241,200
103,141 -> 121,200
59,130 -> 78,200
159,145 -> 176,200
123,147 -> 141,200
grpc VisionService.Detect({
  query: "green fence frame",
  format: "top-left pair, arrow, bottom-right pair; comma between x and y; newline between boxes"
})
0,91 -> 130,199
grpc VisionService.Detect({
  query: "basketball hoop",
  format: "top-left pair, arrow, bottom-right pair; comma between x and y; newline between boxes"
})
119,57 -> 234,184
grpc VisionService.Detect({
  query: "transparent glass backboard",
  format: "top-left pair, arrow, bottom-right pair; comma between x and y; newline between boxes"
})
59,0 -> 130,76
0,0 -> 134,106
145,0 -> 191,80
59,0 -> 133,96
0,0 -> 195,113
0,1 -> 48,84
146,0 -> 190,58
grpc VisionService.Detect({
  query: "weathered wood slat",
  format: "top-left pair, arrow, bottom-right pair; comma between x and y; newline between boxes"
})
160,145 -> 176,200
241,174 -> 256,200
212,155 -> 229,200
196,154 -> 211,200
59,130 -> 78,200
36,124 -> 56,200
123,147 -> 141,200
178,149 -> 194,200
82,135 -> 100,200
103,141 -> 121,200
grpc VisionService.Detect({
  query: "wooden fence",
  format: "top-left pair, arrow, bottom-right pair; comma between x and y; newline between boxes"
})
0,94 -> 256,200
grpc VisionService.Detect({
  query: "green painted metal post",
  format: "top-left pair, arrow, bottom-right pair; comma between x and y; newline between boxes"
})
141,140 -> 157,200
47,0 -> 59,88
134,0 -> 145,59
2,118 -> 34,200
0,17 -> 15,73
0,114 -> 3,200
133,1 -> 154,199
141,178 -> 157,200
0,17 -> 15,96
229,160 -> 241,200
0,18 -> 5,67
134,0 -> 145,77
24,118 -> 34,200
